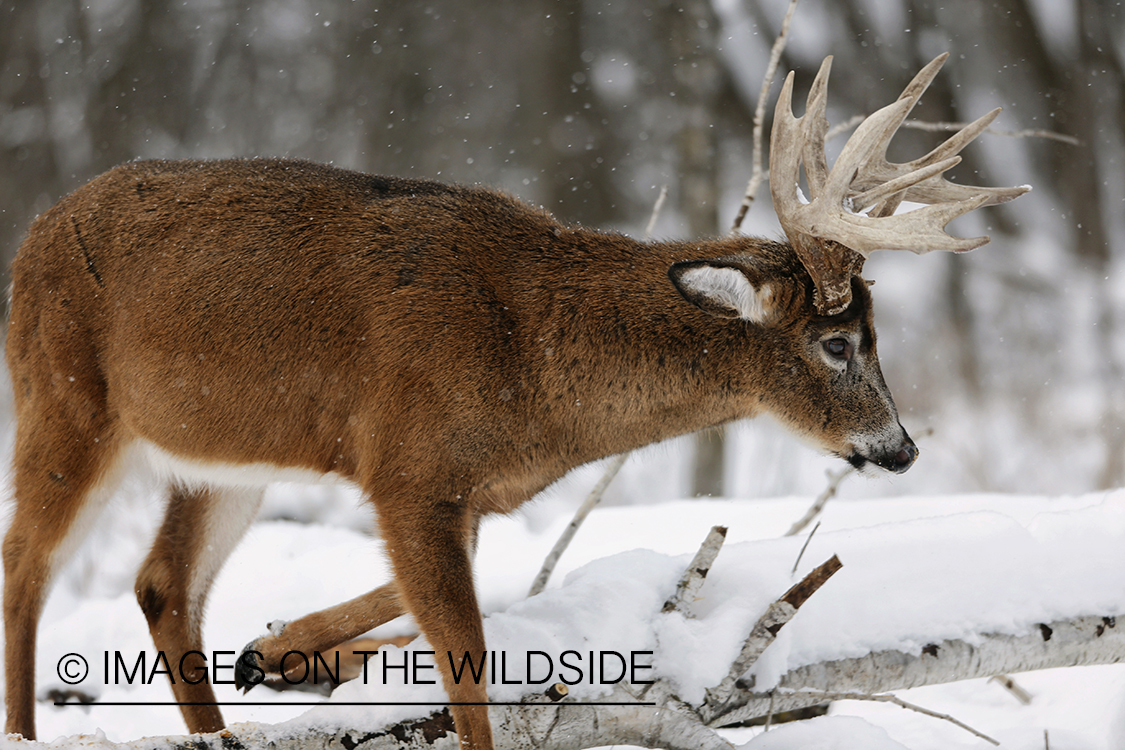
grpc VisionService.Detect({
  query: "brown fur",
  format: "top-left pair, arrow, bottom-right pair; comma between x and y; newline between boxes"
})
4,158 -> 915,748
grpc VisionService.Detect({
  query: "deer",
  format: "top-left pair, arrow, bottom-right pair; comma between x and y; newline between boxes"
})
3,53 -> 1026,748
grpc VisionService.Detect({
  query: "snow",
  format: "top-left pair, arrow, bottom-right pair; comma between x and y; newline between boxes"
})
737,715 -> 913,750
6,479 -> 1125,749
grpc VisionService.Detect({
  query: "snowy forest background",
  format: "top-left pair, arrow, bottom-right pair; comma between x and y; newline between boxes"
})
1,0 -> 1123,501
2,1 -> 1125,748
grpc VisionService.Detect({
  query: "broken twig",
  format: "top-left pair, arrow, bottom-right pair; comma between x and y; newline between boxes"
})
790,520 -> 820,575
701,554 -> 842,719
989,674 -> 1032,705
663,525 -> 728,614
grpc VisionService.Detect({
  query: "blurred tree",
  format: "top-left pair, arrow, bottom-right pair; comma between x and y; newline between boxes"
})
652,0 -> 728,497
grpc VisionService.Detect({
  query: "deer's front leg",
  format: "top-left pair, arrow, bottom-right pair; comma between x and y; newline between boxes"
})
375,493 -> 493,750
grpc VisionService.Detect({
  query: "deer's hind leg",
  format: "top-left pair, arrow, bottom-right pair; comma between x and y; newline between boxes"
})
135,483 -> 264,734
3,419 -> 128,739
234,582 -> 406,692
234,514 -> 485,692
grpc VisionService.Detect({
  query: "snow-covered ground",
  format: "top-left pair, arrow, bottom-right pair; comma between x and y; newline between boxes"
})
6,459 -> 1125,750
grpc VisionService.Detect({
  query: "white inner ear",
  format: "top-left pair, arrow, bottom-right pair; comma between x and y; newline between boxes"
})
680,266 -> 772,322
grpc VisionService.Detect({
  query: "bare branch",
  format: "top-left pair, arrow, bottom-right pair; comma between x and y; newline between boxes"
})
989,674 -> 1032,705
778,689 -> 999,745
778,554 -> 844,610
785,469 -> 853,537
645,184 -> 669,238
730,0 -> 799,233
823,114 -> 866,143
827,115 -> 1080,146
790,520 -> 821,574
900,120 -> 1081,146
786,428 -> 932,538
528,453 -> 629,597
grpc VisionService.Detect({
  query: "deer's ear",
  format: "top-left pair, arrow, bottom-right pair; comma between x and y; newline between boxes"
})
669,261 -> 776,324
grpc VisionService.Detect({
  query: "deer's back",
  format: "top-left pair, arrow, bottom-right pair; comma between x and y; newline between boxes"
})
7,159 -> 571,479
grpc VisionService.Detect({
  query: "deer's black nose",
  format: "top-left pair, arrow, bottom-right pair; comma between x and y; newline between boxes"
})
889,437 -> 918,473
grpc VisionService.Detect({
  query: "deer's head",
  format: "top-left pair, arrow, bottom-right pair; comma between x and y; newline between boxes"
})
671,53 -> 1028,473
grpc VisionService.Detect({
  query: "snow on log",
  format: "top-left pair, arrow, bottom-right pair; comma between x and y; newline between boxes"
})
701,555 -> 842,720
26,496 -> 1125,749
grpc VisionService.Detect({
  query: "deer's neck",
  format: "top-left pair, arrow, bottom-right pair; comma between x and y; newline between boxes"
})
517,233 -> 763,468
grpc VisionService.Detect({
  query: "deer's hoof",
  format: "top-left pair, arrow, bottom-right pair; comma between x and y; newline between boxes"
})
234,641 -> 267,693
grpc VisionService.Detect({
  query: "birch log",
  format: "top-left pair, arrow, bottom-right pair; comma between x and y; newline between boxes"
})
42,613 -> 1124,750
708,614 -> 1125,726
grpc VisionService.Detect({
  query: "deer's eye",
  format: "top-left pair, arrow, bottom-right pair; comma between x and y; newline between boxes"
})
823,337 -> 852,361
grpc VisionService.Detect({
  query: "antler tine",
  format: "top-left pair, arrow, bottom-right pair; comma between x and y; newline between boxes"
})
815,55 -> 949,206
769,70 -> 807,218
864,53 -> 949,183
861,53 -> 948,217
821,96 -> 915,206
896,53 -> 949,107
851,155 -> 963,214
800,56 -> 834,195
858,55 -> 1029,216
921,107 -> 1000,165
862,107 -> 1029,217
821,193 -> 993,257
766,52 -> 1030,315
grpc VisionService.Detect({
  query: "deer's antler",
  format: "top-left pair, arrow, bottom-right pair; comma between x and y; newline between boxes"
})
769,53 -> 1030,315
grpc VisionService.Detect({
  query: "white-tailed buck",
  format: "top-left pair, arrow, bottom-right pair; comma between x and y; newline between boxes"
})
4,54 -> 1026,748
